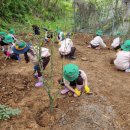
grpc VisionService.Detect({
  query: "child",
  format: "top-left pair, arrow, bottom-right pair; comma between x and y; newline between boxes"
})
44,28 -> 53,43
13,41 -> 51,87
32,25 -> 40,35
111,32 -> 122,50
0,35 -> 14,54
114,40 -> 130,72
88,30 -> 107,49
8,28 -> 17,42
59,33 -> 76,59
59,63 -> 90,97
4,43 -> 20,60
0,32 -> 6,51
56,27 -> 64,42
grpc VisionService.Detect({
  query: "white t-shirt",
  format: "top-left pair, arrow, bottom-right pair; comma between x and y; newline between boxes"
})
63,70 -> 87,86
27,47 -> 50,65
114,51 -> 130,70
111,37 -> 120,48
90,36 -> 106,48
59,38 -> 73,55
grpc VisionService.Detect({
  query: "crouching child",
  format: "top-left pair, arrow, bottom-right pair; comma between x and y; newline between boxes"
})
88,30 -> 107,49
59,64 -> 91,97
13,41 -> 51,87
113,40 -> 130,72
59,33 -> 76,59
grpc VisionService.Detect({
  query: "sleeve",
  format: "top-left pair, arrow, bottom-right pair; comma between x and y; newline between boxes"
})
70,39 -> 73,47
129,53 -> 130,61
80,70 -> 87,80
99,37 -> 106,48
63,78 -> 70,86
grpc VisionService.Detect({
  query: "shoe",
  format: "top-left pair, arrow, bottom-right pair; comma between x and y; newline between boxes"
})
69,56 -> 76,59
61,88 -> 69,94
125,69 -> 130,73
95,47 -> 101,50
35,76 -> 43,87
35,82 -> 43,87
87,45 -> 91,48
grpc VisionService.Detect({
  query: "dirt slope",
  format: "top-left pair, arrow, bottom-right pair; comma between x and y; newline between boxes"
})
0,33 -> 130,130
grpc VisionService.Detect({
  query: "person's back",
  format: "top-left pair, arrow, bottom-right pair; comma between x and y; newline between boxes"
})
114,51 -> 130,70
111,37 -> 120,48
59,38 -> 73,55
88,30 -> 107,49
91,36 -> 103,46
111,32 -> 122,50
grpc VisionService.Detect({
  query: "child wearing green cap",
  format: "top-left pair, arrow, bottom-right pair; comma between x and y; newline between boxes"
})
0,35 -> 15,57
59,64 -> 90,97
113,40 -> 130,72
0,32 -> 6,51
8,28 -> 17,42
44,28 -> 53,43
88,30 -> 107,49
59,33 -> 76,59
13,41 -> 51,87
111,32 -> 122,50
55,28 -> 64,42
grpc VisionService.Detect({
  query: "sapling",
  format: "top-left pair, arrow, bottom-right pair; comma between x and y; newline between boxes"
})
33,29 -> 58,113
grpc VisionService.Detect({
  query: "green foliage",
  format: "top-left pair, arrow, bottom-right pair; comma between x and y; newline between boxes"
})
0,0 -> 73,32
0,104 -> 21,120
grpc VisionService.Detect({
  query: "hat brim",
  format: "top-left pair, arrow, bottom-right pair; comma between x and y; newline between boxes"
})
13,45 -> 30,54
121,44 -> 130,51
3,39 -> 14,43
64,71 -> 79,82
96,32 -> 103,36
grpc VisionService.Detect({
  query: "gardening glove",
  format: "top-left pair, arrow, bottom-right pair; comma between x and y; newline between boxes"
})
85,85 -> 90,93
74,88 -> 81,96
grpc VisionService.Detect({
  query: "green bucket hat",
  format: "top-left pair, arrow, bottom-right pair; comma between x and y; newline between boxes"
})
3,35 -> 14,43
56,27 -> 61,34
96,30 -> 103,36
13,41 -> 30,54
116,32 -> 122,36
9,28 -> 15,34
121,40 -> 130,51
0,32 -> 6,37
63,64 -> 79,82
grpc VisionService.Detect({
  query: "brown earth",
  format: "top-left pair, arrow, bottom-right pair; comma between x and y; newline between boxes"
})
0,33 -> 130,130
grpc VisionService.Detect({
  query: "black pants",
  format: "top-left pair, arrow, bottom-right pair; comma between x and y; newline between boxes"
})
114,45 -> 121,50
0,41 -> 8,46
58,74 -> 83,88
90,44 -> 99,49
61,47 -> 76,58
37,56 -> 50,77
4,51 -> 19,60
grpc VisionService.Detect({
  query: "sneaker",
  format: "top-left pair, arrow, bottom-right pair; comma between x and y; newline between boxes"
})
35,82 -> 43,87
95,47 -> 101,50
87,45 -> 91,48
125,69 -> 130,73
69,56 -> 76,60
61,88 -> 69,94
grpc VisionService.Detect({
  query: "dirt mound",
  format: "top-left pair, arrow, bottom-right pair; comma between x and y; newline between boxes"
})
0,73 -> 34,105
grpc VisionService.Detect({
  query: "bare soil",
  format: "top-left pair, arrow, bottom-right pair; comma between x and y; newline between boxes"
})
0,33 -> 130,130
